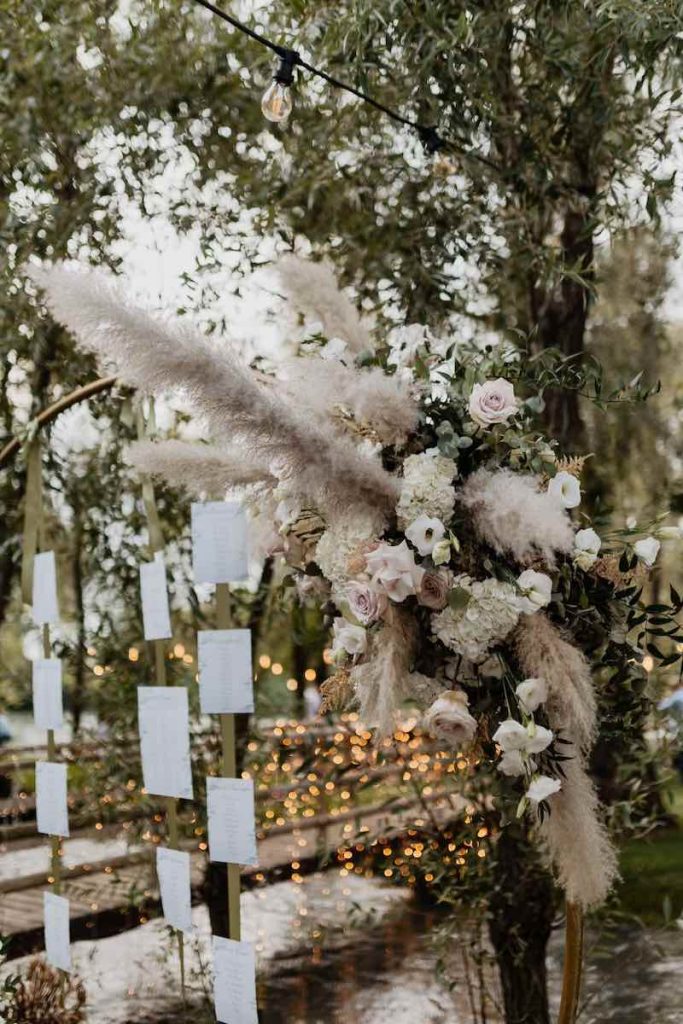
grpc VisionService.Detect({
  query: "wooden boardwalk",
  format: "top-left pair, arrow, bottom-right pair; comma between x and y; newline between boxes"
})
1,790 -> 460,958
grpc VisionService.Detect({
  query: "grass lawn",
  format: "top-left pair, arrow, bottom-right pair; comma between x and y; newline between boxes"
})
617,784 -> 683,926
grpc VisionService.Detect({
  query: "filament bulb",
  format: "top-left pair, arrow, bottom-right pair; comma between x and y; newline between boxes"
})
261,81 -> 293,123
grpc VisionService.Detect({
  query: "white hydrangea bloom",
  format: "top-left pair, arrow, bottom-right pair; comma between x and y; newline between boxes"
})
396,450 -> 458,528
431,574 -> 520,662
315,508 -> 384,584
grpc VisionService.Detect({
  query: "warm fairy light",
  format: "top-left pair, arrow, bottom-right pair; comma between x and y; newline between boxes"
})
87,646 -> 96,657
259,654 -> 272,669
183,653 -> 194,665
271,662 -> 283,675
174,643 -> 185,658
322,648 -> 333,665
128,647 -> 139,662
304,668 -> 317,682
643,655 -> 654,672
286,678 -> 298,691
93,665 -> 104,677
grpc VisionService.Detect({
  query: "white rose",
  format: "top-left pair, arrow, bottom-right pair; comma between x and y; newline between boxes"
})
633,536 -> 660,567
468,378 -> 518,428
345,581 -> 388,625
548,471 -> 581,509
405,514 -> 446,556
516,677 -> 548,714
516,569 -> 553,614
423,690 -> 478,748
526,775 -> 562,803
497,749 -> 530,777
431,539 -> 452,565
365,540 -> 425,602
331,618 -> 367,660
524,723 -> 554,754
492,719 -> 529,751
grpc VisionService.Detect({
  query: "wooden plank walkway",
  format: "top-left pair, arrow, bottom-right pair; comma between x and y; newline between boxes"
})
1,790 -> 461,958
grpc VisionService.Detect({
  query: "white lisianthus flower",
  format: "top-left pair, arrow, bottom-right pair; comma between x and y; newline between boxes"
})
633,536 -> 660,567
423,690 -> 478,749
657,524 -> 683,541
331,618 -> 367,660
548,471 -> 581,509
524,723 -> 554,754
365,540 -> 425,602
468,379 -> 518,428
516,677 -> 548,714
492,719 -> 529,751
431,538 -> 452,565
573,527 -> 602,570
405,514 -> 446,556
526,775 -> 562,803
516,569 -> 553,614
497,749 -> 529,777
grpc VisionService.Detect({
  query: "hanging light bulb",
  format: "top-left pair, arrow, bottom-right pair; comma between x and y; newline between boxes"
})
262,49 -> 299,123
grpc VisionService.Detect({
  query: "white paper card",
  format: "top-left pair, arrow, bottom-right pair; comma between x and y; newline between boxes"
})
32,551 -> 59,626
198,630 -> 253,715
32,659 -> 63,731
139,556 -> 172,640
191,502 -> 248,585
36,761 -> 69,837
137,686 -> 193,800
213,936 -> 258,1024
44,892 -> 71,972
156,847 -> 193,935
207,777 -> 257,866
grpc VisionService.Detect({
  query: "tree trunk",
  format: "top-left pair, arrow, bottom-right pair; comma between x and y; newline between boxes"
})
488,828 -> 558,1024
532,206 -> 595,452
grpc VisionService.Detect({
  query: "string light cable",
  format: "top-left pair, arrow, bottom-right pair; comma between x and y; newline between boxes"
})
189,0 -> 494,171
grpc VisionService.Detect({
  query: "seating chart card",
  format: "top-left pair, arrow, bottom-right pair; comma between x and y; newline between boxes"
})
156,847 -> 193,935
32,659 -> 64,731
36,761 -> 69,838
139,554 -> 172,640
137,686 -> 193,800
191,502 -> 248,585
44,892 -> 71,972
207,777 -> 257,866
32,551 -> 59,626
213,936 -> 258,1024
198,630 -> 254,715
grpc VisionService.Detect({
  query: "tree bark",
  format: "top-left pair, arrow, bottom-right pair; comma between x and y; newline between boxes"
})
488,828 -> 558,1024
532,205 -> 594,452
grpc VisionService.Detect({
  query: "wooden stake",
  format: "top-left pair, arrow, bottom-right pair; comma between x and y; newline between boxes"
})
43,623 -> 62,895
557,900 -> 584,1024
216,582 -> 241,942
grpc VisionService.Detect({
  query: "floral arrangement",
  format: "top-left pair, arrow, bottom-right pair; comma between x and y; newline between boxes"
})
28,257 -> 683,911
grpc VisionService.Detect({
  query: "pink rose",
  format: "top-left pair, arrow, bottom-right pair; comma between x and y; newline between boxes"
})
417,569 -> 453,610
364,540 -> 425,602
468,379 -> 518,428
346,581 -> 388,625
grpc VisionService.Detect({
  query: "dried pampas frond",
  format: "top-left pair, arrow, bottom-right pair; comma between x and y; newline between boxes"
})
28,264 -> 399,516
126,440 -> 275,497
461,468 -> 574,565
514,613 -> 618,908
277,254 -> 373,354
351,605 -> 417,736
279,356 -> 418,445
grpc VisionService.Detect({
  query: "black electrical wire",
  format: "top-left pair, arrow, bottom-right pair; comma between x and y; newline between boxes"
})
189,0 -> 448,152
